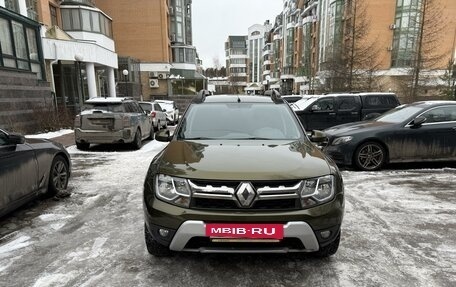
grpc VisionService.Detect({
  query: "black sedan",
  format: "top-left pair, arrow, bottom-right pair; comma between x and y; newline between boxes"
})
322,101 -> 456,171
0,129 -> 71,217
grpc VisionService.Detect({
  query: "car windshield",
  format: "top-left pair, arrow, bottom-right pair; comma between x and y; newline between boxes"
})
177,103 -> 303,140
157,102 -> 173,110
82,103 -> 124,113
291,97 -> 317,111
139,103 -> 151,112
375,105 -> 423,123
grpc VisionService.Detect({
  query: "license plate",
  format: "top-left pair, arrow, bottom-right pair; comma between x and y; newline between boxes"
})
205,223 -> 284,239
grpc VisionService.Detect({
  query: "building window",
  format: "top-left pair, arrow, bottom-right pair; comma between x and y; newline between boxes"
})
0,14 -> 44,79
50,5 -> 58,26
26,0 -> 38,21
5,0 -> 19,14
60,8 -> 112,38
391,0 -> 422,67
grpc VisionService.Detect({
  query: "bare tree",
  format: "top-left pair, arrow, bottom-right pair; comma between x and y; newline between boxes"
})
408,0 -> 448,102
321,0 -> 382,93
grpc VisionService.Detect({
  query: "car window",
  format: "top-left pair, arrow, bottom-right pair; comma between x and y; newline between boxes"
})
83,103 -> 124,112
177,103 -> 303,140
421,106 -> 456,123
375,105 -> 422,123
337,96 -> 357,111
314,98 -> 334,111
154,104 -> 162,111
0,131 -> 7,145
140,103 -> 152,112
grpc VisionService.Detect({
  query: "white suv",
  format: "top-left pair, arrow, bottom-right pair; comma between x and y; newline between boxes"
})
155,100 -> 179,125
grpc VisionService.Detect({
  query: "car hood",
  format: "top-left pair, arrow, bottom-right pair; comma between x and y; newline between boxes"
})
158,140 -> 332,180
324,120 -> 394,136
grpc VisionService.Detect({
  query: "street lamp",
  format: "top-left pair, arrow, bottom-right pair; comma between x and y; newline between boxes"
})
122,69 -> 129,97
74,53 -> 84,111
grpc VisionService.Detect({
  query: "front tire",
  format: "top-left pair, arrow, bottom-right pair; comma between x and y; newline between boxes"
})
354,141 -> 386,171
145,224 -> 172,257
47,155 -> 69,197
132,129 -> 142,150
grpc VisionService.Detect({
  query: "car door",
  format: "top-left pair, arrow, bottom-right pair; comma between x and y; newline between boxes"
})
305,97 -> 336,130
0,131 -> 37,214
388,106 -> 456,161
335,96 -> 362,125
137,102 -> 152,137
418,105 -> 456,160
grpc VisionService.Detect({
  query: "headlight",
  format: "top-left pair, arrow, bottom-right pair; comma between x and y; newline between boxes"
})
300,175 -> 335,208
155,174 -> 191,207
331,136 -> 353,145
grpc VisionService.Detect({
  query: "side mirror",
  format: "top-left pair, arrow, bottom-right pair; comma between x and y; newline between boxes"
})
7,133 -> 26,145
155,130 -> 171,142
309,130 -> 327,143
162,108 -> 167,112
410,116 -> 426,127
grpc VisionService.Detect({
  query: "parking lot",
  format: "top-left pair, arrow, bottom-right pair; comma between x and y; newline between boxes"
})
0,140 -> 455,287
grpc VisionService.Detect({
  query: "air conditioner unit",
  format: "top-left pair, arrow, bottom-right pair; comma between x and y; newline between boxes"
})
389,24 -> 396,30
170,33 -> 176,42
387,46 -> 393,51
158,73 -> 168,79
149,72 -> 157,78
149,79 -> 159,88
169,7 -> 174,15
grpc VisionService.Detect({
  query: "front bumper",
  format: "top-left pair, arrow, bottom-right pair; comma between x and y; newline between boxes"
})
74,128 -> 135,144
144,193 -> 343,253
323,144 -> 354,166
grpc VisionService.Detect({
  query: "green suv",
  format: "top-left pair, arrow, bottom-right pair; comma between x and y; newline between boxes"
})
143,91 -> 344,257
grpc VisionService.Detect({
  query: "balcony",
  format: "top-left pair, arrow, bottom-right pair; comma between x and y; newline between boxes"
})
61,0 -> 95,7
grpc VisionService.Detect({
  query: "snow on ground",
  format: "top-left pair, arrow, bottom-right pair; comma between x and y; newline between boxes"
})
0,138 -> 455,286
25,129 -> 73,139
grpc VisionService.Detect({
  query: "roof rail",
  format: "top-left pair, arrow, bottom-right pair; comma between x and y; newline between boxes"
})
264,89 -> 283,104
193,89 -> 212,103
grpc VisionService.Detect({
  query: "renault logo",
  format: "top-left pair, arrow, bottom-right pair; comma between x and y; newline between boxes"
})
236,182 -> 256,207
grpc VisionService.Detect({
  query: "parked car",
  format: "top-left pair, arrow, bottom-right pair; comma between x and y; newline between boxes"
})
155,100 -> 179,125
143,90 -> 344,257
293,92 -> 400,131
139,101 -> 167,131
322,101 -> 456,171
74,97 -> 153,150
0,129 -> 71,218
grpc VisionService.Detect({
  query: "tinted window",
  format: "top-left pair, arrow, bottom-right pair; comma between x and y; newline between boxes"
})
140,103 -> 152,112
0,131 -> 7,145
178,103 -> 302,140
363,95 -> 398,108
83,103 -> 123,112
337,96 -> 357,111
421,106 -> 456,123
154,104 -> 162,111
314,98 -> 334,111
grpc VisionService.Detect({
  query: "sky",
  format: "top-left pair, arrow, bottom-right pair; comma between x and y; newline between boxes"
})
192,0 -> 284,69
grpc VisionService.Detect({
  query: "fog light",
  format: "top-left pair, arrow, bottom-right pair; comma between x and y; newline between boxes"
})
320,230 -> 331,239
159,228 -> 169,237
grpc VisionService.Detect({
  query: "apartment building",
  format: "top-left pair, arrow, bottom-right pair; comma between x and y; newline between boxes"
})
96,0 -> 204,101
1,0 -> 118,131
262,0 -> 456,100
40,0 -> 118,110
225,35 -> 248,94
245,21 -> 271,94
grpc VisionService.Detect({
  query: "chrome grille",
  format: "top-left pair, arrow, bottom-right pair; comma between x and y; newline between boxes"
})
189,180 -> 302,210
